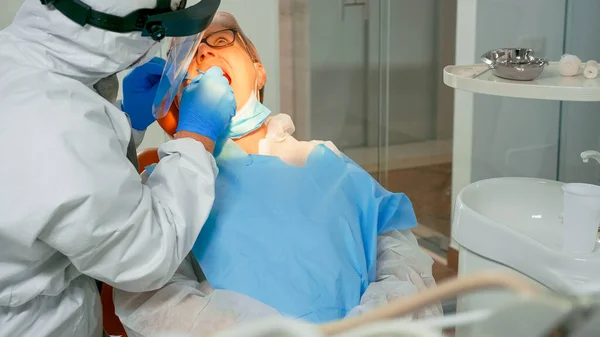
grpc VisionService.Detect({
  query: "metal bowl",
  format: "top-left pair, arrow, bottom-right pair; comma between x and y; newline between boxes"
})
481,48 -> 549,81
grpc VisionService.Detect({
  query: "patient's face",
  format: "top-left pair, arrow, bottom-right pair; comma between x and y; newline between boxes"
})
186,24 -> 264,110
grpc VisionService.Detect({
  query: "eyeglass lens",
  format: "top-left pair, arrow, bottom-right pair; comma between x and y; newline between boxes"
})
205,30 -> 235,48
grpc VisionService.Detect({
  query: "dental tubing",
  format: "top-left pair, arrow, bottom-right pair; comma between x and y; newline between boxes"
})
319,271 -> 538,335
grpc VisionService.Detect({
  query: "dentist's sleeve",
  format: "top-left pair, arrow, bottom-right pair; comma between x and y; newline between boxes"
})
38,110 -> 218,292
349,230 -> 443,319
114,255 -> 281,337
131,128 -> 146,148
116,99 -> 147,148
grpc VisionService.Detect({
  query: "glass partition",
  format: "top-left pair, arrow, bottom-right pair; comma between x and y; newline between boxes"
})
284,0 -> 457,259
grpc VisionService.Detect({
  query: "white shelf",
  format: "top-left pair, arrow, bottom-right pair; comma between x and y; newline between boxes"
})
444,62 -> 600,102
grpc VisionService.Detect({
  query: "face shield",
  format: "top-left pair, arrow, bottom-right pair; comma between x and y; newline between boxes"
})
154,27 -> 255,120
40,0 -> 220,41
152,34 -> 202,119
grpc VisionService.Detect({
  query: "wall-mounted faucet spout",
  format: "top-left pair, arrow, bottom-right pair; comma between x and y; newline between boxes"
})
581,150 -> 600,165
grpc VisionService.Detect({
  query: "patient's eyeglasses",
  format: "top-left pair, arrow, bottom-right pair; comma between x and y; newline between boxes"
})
199,28 -> 254,59
201,28 -> 240,48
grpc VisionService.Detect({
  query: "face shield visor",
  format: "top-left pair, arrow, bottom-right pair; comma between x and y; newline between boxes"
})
40,0 -> 220,41
152,34 -> 202,119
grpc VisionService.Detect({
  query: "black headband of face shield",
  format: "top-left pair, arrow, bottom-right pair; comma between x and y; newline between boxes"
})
40,0 -> 221,41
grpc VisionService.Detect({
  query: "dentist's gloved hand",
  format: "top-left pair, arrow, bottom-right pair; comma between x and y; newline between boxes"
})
177,66 -> 236,141
122,57 -> 166,131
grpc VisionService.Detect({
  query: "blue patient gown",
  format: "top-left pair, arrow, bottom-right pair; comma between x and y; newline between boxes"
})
189,141 -> 417,323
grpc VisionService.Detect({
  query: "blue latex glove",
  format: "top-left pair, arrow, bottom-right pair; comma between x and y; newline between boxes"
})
177,66 -> 236,141
193,142 -> 417,323
122,57 -> 166,131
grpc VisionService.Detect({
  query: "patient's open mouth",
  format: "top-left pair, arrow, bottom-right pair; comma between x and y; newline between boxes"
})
223,72 -> 232,85
193,68 -> 232,85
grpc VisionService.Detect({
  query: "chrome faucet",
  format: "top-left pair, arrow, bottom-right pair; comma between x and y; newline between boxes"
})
581,150 -> 600,165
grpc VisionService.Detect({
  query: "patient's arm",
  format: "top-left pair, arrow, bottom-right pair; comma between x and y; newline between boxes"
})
349,230 -> 443,319
114,255 -> 281,337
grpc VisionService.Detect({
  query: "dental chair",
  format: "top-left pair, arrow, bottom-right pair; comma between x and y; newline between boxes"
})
101,147 -> 160,337
100,270 -> 592,337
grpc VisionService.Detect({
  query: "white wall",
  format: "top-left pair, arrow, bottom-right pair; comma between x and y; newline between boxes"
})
0,0 -> 23,29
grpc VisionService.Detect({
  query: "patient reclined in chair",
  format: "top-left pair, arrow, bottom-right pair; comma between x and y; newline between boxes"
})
112,11 -> 441,337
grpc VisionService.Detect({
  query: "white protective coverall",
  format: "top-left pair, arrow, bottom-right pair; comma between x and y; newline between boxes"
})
115,115 -> 443,337
0,1 -> 218,336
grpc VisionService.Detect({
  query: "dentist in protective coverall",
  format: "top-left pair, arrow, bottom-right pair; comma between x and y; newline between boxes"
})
0,0 -> 234,336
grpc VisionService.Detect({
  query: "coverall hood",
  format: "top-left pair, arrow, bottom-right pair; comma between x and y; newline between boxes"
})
4,0 -> 162,86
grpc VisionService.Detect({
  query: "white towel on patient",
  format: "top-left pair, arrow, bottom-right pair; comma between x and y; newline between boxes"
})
258,114 -> 341,167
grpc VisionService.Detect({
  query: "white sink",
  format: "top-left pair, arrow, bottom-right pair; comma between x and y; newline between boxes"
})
453,177 -> 600,294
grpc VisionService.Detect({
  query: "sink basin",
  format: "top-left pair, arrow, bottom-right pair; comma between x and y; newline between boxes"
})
457,177 -> 564,249
453,177 -> 600,294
